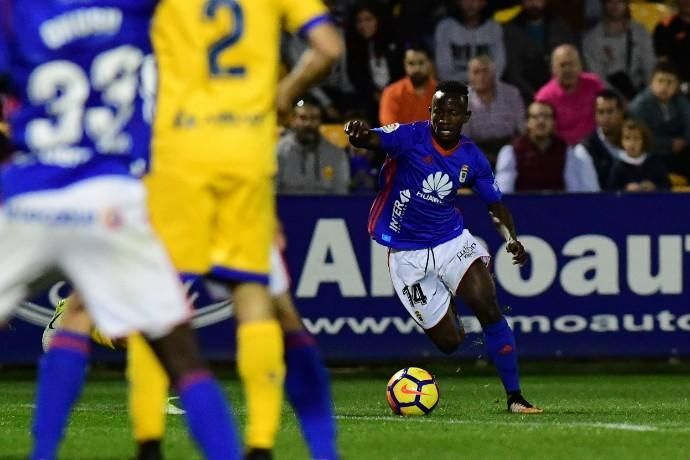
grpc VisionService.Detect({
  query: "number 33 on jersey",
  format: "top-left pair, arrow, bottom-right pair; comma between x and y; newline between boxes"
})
0,1 -> 157,200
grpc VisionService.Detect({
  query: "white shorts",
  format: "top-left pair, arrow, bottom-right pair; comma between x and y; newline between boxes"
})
0,177 -> 190,338
388,229 -> 490,330
269,246 -> 290,297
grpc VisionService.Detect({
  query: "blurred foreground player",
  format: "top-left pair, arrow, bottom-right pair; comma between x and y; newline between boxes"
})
345,81 -> 542,414
0,2 -> 241,459
147,1 -> 342,457
45,241 -> 338,460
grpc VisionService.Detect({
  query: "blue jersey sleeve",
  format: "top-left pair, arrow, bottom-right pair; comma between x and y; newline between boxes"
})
468,143 -> 502,204
372,122 -> 415,158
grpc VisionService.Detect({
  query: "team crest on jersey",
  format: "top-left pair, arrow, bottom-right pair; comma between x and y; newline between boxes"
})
459,164 -> 469,183
381,123 -> 400,133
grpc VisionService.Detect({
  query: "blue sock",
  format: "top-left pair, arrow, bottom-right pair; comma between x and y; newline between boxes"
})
31,331 -> 91,460
483,318 -> 521,394
176,370 -> 241,460
285,331 -> 337,460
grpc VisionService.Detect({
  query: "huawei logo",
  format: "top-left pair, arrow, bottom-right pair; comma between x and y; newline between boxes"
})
422,172 -> 453,199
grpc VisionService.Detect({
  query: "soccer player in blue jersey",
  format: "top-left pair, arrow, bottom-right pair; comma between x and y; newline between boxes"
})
0,2 -> 242,459
345,81 -> 542,413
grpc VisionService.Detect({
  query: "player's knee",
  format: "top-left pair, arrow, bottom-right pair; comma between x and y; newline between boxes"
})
146,324 -> 207,384
436,335 -> 460,355
273,292 -> 304,333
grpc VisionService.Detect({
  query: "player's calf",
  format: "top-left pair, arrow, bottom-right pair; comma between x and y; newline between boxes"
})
146,324 -> 241,460
425,309 -> 464,355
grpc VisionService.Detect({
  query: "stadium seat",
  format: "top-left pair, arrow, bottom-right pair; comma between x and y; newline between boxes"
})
669,173 -> 689,187
494,5 -> 522,24
631,2 -> 675,33
320,123 -> 349,148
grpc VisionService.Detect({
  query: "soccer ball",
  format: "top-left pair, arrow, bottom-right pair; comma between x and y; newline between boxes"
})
386,367 -> 440,416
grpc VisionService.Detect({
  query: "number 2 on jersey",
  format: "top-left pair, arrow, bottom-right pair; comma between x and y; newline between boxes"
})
204,0 -> 246,77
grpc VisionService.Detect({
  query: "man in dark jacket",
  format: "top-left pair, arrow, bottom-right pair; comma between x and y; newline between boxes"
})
574,89 -> 625,189
503,0 -> 576,103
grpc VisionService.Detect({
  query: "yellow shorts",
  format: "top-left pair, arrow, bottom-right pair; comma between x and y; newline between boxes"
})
145,165 -> 275,284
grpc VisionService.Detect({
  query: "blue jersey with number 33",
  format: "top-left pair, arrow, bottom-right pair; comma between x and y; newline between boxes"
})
369,121 -> 503,250
0,0 -> 157,200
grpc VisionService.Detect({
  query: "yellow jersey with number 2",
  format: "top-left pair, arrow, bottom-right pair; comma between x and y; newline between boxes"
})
151,0 -> 328,178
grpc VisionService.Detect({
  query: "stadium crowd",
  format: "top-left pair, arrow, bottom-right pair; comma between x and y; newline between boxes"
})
2,0 -> 690,194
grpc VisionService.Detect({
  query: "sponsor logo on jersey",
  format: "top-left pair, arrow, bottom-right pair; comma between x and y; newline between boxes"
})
459,164 -> 469,183
381,123 -> 400,133
5,205 -> 96,226
417,172 -> 453,203
389,189 -> 411,233
457,241 -> 478,260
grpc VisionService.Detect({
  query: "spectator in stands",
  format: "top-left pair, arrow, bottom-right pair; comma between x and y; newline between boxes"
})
607,119 -> 670,191
583,0 -> 655,101
379,44 -> 437,125
535,45 -> 605,146
282,25 -> 355,122
462,55 -> 524,168
575,89 -> 626,189
629,59 -> 690,182
346,2 -> 405,124
277,97 -> 350,195
384,0 -> 446,43
503,0 -> 576,104
653,0 -> 690,91
495,101 -> 600,192
434,0 -> 505,83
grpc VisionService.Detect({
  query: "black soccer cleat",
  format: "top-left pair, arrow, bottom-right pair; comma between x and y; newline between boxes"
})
136,440 -> 163,460
507,392 -> 543,414
245,448 -> 273,460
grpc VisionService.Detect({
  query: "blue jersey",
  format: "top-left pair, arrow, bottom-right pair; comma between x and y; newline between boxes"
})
0,0 -> 156,200
369,121 -> 502,250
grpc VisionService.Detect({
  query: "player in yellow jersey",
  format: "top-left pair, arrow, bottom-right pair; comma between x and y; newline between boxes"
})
147,1 -> 342,458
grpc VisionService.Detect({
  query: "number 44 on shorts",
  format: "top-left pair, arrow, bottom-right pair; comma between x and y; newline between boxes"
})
402,283 -> 427,306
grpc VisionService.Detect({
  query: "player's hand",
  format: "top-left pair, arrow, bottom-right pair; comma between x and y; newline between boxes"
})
506,239 -> 528,266
344,120 -> 369,140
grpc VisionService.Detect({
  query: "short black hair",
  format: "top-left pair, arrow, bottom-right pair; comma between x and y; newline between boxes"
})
652,58 -> 680,79
596,88 -> 625,110
435,80 -> 469,97
294,94 -> 322,111
403,41 -> 432,58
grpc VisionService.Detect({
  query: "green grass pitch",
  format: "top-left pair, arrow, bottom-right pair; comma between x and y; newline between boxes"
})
1,369 -> 689,460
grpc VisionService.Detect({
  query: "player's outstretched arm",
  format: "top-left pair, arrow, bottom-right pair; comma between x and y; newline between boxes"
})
344,120 -> 380,149
488,202 -> 528,266
277,23 -> 344,117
